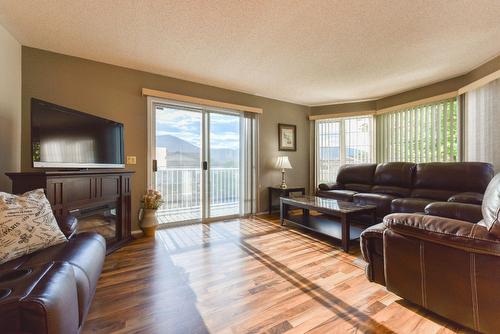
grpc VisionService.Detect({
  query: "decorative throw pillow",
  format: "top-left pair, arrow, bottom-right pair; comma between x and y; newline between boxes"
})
481,173 -> 500,236
0,189 -> 67,264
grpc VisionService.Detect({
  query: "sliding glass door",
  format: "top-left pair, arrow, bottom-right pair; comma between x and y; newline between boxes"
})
153,105 -> 203,223
148,99 -> 256,224
208,112 -> 241,218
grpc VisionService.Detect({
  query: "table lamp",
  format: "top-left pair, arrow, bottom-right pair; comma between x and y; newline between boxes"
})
275,156 -> 292,189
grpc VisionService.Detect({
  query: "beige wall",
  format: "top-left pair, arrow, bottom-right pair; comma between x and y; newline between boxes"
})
375,76 -> 467,110
21,47 -> 310,230
310,100 -> 376,118
463,55 -> 500,83
311,54 -> 500,116
0,25 -> 21,192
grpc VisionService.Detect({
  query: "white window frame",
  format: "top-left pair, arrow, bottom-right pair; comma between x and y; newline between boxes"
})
314,115 -> 375,187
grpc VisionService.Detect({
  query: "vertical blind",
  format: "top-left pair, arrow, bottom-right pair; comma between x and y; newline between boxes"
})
241,112 -> 258,214
316,116 -> 373,184
465,78 -> 500,171
376,98 -> 459,163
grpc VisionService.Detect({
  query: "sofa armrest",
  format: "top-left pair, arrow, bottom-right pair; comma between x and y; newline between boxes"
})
360,223 -> 386,285
56,215 -> 78,239
318,182 -> 343,191
0,262 -> 80,334
424,202 -> 482,223
448,192 -> 483,205
384,213 -> 500,256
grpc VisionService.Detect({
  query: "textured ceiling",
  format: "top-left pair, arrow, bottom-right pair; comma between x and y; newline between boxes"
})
1,0 -> 500,106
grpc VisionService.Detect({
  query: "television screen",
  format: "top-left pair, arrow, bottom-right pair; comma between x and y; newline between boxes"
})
31,99 -> 124,168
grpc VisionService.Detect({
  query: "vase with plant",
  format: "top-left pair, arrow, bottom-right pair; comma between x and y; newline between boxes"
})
139,189 -> 163,237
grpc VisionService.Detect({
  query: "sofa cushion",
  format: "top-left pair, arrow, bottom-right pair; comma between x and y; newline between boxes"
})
317,189 -> 357,202
448,192 -> 484,205
414,162 -> 494,193
372,185 -> 411,197
0,189 -> 67,264
391,198 -> 434,214
1,240 -> 68,272
353,193 -> 397,218
336,164 -> 377,186
424,202 -> 483,223
481,173 -> 500,236
411,188 -> 455,201
374,162 -> 415,188
370,162 -> 414,197
344,183 -> 372,192
318,182 -> 342,191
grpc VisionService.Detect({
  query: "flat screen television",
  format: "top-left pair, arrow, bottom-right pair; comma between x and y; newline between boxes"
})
31,98 -> 125,169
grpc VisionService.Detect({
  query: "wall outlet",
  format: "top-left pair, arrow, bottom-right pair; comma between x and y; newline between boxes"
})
126,156 -> 137,165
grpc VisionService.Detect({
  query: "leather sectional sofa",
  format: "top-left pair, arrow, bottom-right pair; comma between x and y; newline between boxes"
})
0,216 -> 105,334
361,172 -> 500,333
317,162 -> 494,222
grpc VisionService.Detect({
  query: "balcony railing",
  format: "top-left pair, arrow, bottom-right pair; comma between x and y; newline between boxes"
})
155,167 -> 239,223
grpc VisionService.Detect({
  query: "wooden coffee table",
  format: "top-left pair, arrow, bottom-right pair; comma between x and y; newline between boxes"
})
280,195 -> 376,252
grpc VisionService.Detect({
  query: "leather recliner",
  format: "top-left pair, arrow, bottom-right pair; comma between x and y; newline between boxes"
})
0,216 -> 106,334
360,173 -> 500,333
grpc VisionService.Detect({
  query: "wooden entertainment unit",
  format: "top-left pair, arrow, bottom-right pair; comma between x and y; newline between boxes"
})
6,170 -> 134,254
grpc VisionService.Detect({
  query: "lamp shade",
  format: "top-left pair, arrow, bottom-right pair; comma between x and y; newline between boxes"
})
275,156 -> 292,169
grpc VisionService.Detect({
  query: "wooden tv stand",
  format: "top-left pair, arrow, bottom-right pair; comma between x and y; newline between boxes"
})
6,170 -> 134,254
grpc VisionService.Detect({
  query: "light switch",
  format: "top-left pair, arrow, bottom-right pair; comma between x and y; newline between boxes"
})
127,156 -> 137,165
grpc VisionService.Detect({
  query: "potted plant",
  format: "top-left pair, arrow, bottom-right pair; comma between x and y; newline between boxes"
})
139,190 -> 163,237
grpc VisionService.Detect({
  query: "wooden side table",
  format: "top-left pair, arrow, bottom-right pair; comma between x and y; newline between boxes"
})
268,186 -> 306,214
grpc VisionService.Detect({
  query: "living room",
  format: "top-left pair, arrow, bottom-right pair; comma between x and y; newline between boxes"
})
0,1 -> 499,333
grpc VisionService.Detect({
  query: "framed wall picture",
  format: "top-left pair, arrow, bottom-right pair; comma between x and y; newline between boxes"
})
278,123 -> 297,151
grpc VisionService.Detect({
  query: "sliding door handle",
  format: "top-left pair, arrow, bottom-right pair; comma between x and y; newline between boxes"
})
203,161 -> 208,170
152,159 -> 157,172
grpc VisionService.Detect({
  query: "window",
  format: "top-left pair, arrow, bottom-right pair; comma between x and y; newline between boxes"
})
315,116 -> 374,185
376,98 -> 459,163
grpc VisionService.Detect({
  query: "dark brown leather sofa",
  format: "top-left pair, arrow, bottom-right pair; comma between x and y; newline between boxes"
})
0,216 -> 106,334
317,162 -> 494,222
361,173 -> 500,333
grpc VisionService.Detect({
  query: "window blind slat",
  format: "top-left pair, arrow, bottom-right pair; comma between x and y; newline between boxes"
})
426,105 -> 431,162
387,114 -> 391,161
402,111 -> 406,161
396,113 -> 400,161
412,108 -> 417,162
385,115 -> 389,162
390,113 -> 394,161
420,106 -> 424,162
431,104 -> 436,161
443,102 -> 448,161
449,101 -> 454,161
436,103 -> 442,162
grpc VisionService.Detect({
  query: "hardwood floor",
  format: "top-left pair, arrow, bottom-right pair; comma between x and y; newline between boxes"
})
82,215 -> 471,334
